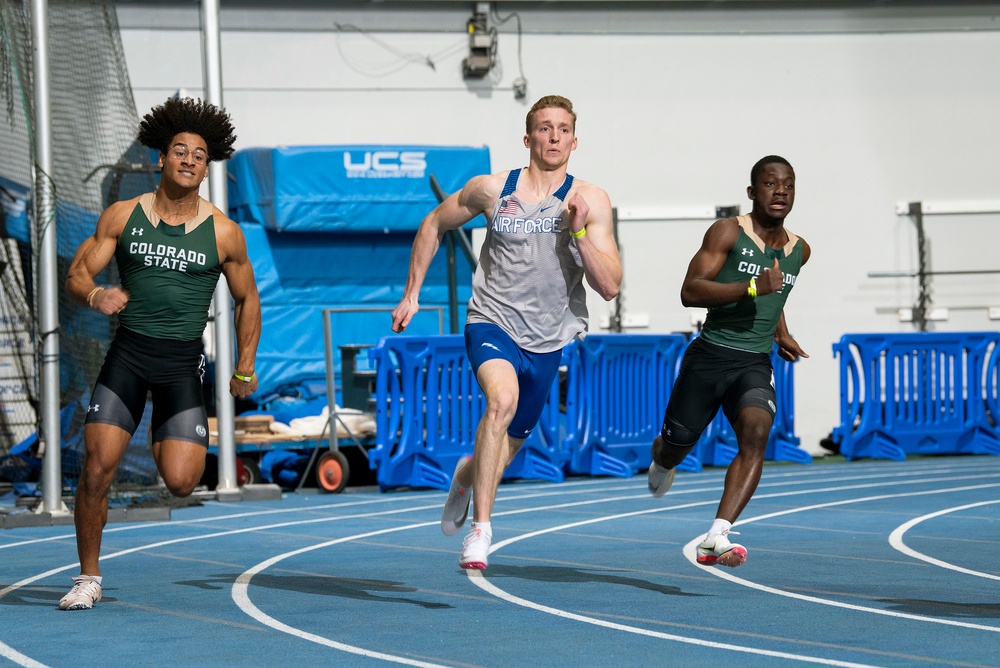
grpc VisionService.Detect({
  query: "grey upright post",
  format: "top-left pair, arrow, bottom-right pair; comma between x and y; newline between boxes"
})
31,0 -> 67,515
201,0 -> 239,498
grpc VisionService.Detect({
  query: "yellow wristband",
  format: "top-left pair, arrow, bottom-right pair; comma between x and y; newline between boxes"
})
233,372 -> 255,383
747,277 -> 758,299
571,227 -> 587,239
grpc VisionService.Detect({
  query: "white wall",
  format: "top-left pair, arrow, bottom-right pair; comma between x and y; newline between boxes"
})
116,2 -> 1000,455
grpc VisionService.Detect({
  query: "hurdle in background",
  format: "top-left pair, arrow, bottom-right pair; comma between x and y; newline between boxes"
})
368,333 -> 807,491
832,332 -> 1000,460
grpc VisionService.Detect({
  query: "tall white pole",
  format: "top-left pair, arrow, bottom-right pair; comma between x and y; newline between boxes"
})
31,0 -> 66,515
201,0 -> 239,497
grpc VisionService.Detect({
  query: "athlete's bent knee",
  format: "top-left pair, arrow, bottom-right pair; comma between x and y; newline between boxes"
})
660,417 -> 701,450
164,478 -> 199,498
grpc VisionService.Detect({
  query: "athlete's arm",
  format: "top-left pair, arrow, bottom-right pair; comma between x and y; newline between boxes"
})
391,172 -> 501,333
774,311 -> 809,362
678,218 -> 743,308
566,183 -> 621,301
217,215 -> 262,400
65,198 -> 133,316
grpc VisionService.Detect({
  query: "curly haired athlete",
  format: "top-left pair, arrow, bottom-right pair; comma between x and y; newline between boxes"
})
60,97 -> 261,609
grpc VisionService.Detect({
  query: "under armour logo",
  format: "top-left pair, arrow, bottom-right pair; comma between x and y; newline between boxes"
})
481,342 -> 501,352
88,403 -> 100,413
741,248 -> 753,256
132,228 -> 143,236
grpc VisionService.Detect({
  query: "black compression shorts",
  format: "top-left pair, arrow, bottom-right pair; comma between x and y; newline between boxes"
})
661,336 -> 775,446
85,326 -> 209,447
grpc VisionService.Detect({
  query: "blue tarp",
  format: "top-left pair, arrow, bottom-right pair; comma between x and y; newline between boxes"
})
0,176 -> 99,253
227,144 -> 492,401
228,145 -> 491,233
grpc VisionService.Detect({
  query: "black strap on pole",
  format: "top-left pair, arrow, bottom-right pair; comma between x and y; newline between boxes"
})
429,174 -> 480,334
910,202 -> 930,332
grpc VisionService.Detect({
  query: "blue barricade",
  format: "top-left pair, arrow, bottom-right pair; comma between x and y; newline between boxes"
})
368,333 -> 806,490
832,332 -> 1000,460
368,335 -> 566,491
766,345 -> 811,463
569,334 -> 696,476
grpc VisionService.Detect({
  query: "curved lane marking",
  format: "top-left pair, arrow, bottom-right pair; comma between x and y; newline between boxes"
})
679,484 -> 1000,633
467,571 -> 876,668
3,468 -> 998,667
888,500 -> 1000,580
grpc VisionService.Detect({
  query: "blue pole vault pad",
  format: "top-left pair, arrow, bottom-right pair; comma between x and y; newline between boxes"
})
228,145 -> 491,233
226,145 -> 491,401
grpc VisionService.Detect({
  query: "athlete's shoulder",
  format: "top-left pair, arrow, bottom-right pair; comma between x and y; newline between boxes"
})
458,171 -> 507,211
712,216 -> 743,239
208,202 -> 244,243
701,216 -> 742,254
567,177 -> 610,207
97,195 -> 143,237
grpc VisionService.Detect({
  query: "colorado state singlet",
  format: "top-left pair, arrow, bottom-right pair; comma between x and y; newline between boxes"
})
115,195 -> 222,340
700,214 -> 803,353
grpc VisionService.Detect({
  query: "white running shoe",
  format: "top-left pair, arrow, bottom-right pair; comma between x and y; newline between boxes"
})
459,523 -> 492,571
441,455 -> 473,536
647,461 -> 675,498
697,530 -> 747,567
59,576 -> 102,610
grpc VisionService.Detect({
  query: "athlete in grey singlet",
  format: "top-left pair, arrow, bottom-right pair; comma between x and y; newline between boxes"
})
392,95 -> 622,571
468,167 -> 587,353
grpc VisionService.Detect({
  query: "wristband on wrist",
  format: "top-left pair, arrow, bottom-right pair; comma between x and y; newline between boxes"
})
747,277 -> 758,299
571,227 -> 587,239
233,372 -> 255,383
86,286 -> 105,308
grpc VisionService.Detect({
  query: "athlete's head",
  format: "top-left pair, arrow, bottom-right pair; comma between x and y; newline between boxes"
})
525,95 -> 576,134
750,155 -> 793,188
137,97 -> 236,163
748,155 -> 796,219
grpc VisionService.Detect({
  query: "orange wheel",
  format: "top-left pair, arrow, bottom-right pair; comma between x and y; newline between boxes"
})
237,457 -> 261,486
316,451 -> 350,493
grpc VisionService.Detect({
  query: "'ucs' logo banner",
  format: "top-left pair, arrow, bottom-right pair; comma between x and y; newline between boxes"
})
343,151 -> 427,179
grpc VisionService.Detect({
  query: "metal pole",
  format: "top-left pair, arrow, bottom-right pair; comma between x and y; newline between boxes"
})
201,0 -> 239,496
30,0 -> 65,514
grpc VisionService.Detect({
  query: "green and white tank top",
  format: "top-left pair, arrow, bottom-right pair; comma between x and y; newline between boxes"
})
700,214 -> 803,354
115,194 -> 222,340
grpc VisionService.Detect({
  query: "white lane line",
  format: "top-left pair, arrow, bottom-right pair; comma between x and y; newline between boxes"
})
3,461 -> 994,551
466,572 -> 877,668
680,484 -> 1000,633
888,500 -> 1000,580
4,470 -> 998,667
0,646 -> 48,668
0,495 -> 435,550
231,519 -> 450,668
0,501 -> 446,600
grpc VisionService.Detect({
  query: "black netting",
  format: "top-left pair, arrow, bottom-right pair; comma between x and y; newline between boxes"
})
0,0 -> 160,497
